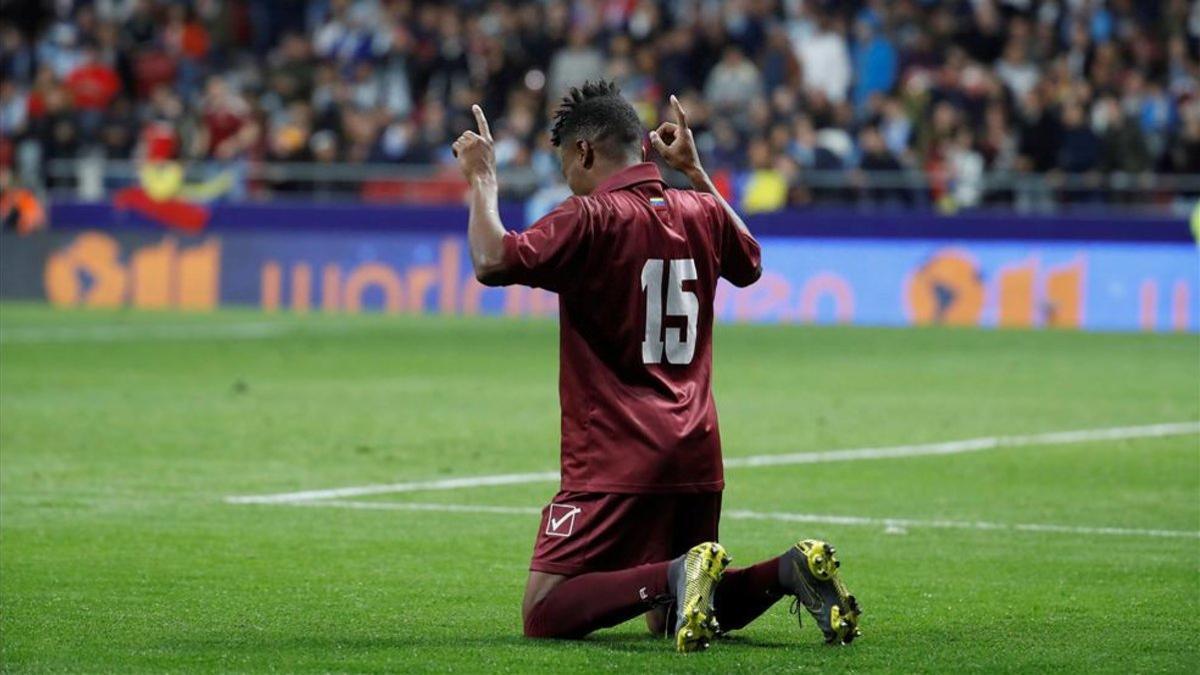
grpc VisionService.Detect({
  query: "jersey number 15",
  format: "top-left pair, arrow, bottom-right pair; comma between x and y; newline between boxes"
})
640,259 -> 698,365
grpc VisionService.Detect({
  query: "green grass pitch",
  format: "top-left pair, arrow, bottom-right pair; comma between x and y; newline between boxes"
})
1,303 -> 1197,672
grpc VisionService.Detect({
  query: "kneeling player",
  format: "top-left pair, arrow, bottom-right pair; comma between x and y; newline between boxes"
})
451,81 -> 861,651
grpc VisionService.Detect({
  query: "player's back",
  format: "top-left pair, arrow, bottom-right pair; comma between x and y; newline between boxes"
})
496,162 -> 760,494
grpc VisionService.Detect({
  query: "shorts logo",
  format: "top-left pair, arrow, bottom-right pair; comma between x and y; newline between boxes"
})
545,504 -> 581,538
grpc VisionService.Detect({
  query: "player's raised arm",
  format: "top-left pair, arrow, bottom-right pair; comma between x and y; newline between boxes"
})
649,95 -> 761,285
648,97 -> 751,238
452,105 -> 508,284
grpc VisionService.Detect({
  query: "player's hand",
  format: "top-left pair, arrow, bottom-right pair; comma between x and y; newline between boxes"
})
452,105 -> 496,185
649,95 -> 704,178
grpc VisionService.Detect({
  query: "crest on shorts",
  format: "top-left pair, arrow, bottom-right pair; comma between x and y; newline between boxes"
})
545,504 -> 581,538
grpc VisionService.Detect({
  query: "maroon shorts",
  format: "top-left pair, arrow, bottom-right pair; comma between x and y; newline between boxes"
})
529,490 -> 722,576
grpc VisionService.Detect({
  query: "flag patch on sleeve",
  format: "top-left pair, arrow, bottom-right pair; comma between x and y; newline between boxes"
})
649,196 -> 667,208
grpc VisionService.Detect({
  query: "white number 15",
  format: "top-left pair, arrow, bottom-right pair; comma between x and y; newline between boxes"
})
641,258 -> 698,365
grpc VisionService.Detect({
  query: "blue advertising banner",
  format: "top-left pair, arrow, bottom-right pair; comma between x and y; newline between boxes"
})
735,239 -> 1195,331
2,203 -> 1196,332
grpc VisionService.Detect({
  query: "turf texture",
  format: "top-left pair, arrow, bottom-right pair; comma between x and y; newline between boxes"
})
1,303 -> 1197,672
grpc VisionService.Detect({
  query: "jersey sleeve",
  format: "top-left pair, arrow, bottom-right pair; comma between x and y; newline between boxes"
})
711,196 -> 762,287
497,196 -> 592,292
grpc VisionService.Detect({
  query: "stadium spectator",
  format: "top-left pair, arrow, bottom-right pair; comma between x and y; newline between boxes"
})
704,46 -> 763,125
548,27 -> 605,101
994,39 -> 1039,102
1,24 -> 36,83
1058,103 -> 1102,174
1164,98 -> 1200,175
791,10 -> 852,105
1016,89 -> 1061,174
740,135 -> 788,213
856,124 -> 906,205
0,79 -> 28,138
946,127 -> 984,209
198,76 -> 256,161
63,43 -> 119,113
851,15 -> 897,112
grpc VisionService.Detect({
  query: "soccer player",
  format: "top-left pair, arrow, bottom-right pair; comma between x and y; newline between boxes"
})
451,81 -> 861,651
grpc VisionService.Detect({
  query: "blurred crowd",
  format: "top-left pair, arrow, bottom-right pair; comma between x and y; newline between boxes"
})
2,0 -> 1199,211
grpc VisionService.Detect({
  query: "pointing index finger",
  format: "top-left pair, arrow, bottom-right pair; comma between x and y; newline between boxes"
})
472,104 -> 492,141
670,95 -> 688,129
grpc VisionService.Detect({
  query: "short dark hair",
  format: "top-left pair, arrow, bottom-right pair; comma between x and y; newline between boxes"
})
550,80 -> 643,161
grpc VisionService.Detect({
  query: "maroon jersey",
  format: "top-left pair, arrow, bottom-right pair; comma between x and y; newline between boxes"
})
498,163 -> 761,493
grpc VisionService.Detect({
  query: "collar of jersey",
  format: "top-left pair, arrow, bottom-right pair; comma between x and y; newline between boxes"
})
592,162 -> 666,195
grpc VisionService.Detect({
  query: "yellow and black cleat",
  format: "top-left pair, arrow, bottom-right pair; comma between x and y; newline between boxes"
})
783,539 -> 862,645
672,541 -> 732,653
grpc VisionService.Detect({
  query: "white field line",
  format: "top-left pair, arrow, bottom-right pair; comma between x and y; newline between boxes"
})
293,500 -> 541,516
722,421 -> 1200,467
224,471 -> 562,505
277,499 -> 1200,540
0,322 -> 294,343
0,320 -> 381,343
224,421 -> 1200,505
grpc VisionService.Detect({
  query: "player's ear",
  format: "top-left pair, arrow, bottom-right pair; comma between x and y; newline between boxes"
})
577,139 -> 594,170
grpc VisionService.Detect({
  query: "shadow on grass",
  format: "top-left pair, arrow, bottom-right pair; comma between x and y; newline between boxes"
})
163,629 -> 806,656
580,631 -> 796,651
